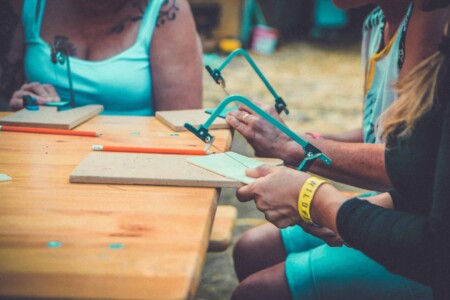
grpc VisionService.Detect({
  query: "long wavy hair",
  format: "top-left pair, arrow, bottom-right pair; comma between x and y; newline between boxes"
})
381,22 -> 450,140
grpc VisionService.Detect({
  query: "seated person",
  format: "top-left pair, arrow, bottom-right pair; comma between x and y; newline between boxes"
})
4,0 -> 202,115
226,0 -> 449,299
236,11 -> 450,299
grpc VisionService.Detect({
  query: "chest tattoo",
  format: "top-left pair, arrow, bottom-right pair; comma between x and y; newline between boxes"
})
51,36 -> 78,57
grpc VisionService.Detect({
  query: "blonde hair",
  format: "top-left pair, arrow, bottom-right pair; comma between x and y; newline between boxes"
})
381,23 -> 449,140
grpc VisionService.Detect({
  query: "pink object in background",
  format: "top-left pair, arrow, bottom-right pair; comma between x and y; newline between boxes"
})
251,25 -> 278,55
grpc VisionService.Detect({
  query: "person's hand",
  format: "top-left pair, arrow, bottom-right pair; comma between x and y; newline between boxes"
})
298,219 -> 345,247
237,164 -> 348,246
226,102 -> 301,164
236,164 -> 309,228
9,82 -> 61,111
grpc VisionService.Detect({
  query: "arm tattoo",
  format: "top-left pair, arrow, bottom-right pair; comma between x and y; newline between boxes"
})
156,0 -> 179,28
0,0 -> 24,110
107,0 -> 149,35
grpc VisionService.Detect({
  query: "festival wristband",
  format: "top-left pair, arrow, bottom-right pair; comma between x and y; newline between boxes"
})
298,177 -> 328,225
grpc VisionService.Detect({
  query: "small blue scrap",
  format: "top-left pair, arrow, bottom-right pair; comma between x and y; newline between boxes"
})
109,243 -> 125,250
23,95 -> 39,111
47,241 -> 62,248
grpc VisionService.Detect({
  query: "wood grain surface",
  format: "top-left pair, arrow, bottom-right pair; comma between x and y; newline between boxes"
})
0,105 -> 103,129
0,112 -> 231,299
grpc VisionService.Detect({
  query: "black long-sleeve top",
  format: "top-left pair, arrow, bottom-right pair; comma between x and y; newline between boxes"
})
337,81 -> 450,299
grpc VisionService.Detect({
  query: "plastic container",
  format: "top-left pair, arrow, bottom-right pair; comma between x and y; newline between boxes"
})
251,25 -> 278,55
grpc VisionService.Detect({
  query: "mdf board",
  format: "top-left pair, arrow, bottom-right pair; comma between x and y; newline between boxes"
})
155,109 -> 229,132
0,105 -> 103,129
70,152 -> 282,188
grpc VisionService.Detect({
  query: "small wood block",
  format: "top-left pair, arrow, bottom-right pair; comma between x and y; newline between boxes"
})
0,105 -> 103,129
155,109 -> 229,132
70,152 -> 282,188
208,205 -> 237,252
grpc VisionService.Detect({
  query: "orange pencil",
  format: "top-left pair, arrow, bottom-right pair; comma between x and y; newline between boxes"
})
0,125 -> 101,137
92,145 -> 211,155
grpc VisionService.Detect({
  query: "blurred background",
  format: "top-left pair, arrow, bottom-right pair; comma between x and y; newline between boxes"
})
194,0 -> 374,135
192,0 -> 372,299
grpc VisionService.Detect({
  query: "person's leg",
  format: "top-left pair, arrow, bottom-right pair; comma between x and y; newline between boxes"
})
285,245 -> 433,300
234,225 -> 432,300
233,223 -> 286,281
233,224 -> 325,281
231,262 -> 291,300
232,224 -> 319,299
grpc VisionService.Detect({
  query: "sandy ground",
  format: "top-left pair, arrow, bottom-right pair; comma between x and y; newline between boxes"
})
196,39 -> 366,299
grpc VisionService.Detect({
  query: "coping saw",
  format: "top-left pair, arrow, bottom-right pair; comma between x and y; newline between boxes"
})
185,95 -> 331,172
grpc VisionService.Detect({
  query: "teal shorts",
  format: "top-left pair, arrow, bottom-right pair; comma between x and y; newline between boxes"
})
281,225 -> 432,300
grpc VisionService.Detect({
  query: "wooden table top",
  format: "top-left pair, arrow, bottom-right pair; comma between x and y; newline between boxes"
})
0,113 -> 232,299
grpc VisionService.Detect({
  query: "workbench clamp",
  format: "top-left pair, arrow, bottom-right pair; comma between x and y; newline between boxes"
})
184,123 -> 215,151
275,97 -> 289,115
205,66 -> 224,86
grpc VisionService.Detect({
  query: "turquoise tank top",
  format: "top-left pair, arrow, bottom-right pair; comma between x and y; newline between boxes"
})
22,0 -> 163,116
361,4 -> 413,143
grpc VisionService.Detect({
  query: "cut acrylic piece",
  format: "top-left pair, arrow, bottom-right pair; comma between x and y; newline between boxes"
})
188,152 -> 282,184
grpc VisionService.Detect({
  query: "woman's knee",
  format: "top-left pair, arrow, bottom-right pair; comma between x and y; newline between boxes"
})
233,223 -> 287,281
232,263 -> 292,300
234,223 -> 284,257
233,228 -> 260,264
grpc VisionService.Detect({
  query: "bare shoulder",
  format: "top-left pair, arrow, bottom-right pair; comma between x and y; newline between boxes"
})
6,0 -> 23,16
149,0 -> 202,111
1,0 -> 25,61
402,6 -> 450,76
0,0 -> 25,110
155,0 -> 194,30
151,0 -> 199,54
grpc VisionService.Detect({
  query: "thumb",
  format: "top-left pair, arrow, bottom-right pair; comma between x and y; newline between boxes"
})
246,164 -> 276,178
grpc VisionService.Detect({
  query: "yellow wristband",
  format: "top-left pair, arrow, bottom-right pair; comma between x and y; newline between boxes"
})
298,177 -> 327,225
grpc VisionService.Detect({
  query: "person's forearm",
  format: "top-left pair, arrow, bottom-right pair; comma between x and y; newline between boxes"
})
320,128 -> 364,143
363,192 -> 393,208
279,128 -> 363,165
309,189 -> 393,234
284,137 -> 392,191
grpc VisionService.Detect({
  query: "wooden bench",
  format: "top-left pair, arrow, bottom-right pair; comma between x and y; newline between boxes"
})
208,205 -> 237,252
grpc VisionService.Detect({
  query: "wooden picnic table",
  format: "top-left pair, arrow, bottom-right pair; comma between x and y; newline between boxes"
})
0,112 -> 232,299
